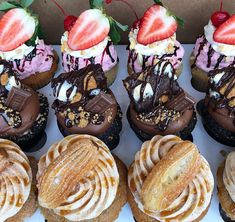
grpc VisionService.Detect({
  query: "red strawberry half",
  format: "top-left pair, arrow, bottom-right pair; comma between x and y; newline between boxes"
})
137,5 -> 177,45
0,8 -> 36,52
68,9 -> 110,51
213,14 -> 235,45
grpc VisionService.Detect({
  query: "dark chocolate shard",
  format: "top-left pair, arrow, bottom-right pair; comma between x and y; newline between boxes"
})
5,87 -> 31,111
85,92 -> 115,113
166,91 -> 196,112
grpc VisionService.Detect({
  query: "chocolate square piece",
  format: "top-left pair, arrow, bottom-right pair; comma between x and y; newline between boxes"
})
166,91 -> 196,112
85,92 -> 115,113
5,87 -> 31,111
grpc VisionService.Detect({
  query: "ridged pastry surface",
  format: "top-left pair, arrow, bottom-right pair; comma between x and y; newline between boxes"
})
0,139 -> 32,221
128,135 -> 214,221
37,134 -> 119,221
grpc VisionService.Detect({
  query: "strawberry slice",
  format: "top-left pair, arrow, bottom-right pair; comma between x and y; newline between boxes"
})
68,9 -> 110,51
0,8 -> 36,52
137,5 -> 177,45
213,14 -> 235,45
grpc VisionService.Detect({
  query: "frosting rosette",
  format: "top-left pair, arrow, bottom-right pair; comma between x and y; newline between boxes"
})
37,134 -> 119,221
223,152 -> 235,202
0,139 -> 32,221
128,135 -> 214,221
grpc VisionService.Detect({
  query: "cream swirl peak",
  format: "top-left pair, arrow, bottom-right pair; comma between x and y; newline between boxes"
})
223,152 -> 235,202
0,139 -> 32,221
37,135 -> 119,221
128,135 -> 214,221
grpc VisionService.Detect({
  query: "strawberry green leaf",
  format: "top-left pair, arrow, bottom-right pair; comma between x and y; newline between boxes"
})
90,0 -> 103,9
174,15 -> 185,27
115,21 -> 128,31
20,0 -> 34,8
109,21 -> 121,44
153,0 -> 163,6
8,1 -> 22,7
0,1 -> 17,11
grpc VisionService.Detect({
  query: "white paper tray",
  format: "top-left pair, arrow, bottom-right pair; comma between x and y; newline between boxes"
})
24,45 -> 229,222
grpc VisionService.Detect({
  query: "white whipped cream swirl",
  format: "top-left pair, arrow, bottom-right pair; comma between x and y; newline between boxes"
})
38,135 -> 119,221
204,21 -> 235,56
0,139 -> 32,222
223,152 -> 235,202
61,31 -> 109,59
128,135 -> 214,222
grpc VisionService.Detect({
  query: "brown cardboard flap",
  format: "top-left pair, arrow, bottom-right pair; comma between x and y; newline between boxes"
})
0,0 -> 234,44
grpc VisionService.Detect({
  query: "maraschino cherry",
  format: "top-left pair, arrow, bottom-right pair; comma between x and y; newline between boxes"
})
211,0 -> 230,27
50,0 -> 77,31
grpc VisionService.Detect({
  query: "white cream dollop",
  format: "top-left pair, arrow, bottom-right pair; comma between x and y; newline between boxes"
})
154,61 -> 176,79
0,139 -> 32,222
223,152 -> 235,202
0,38 -> 39,60
61,31 -> 109,59
204,21 -> 235,57
56,81 -> 77,102
128,135 -> 214,222
5,76 -> 21,91
133,83 -> 153,102
129,28 -> 177,56
37,135 -> 119,221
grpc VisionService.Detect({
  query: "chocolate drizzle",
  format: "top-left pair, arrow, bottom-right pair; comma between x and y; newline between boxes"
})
63,41 -> 116,72
52,64 -> 116,128
208,65 -> 235,125
124,61 -> 195,131
128,46 -> 180,72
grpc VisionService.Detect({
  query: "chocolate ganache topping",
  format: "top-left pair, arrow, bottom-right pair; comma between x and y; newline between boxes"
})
52,64 -> 118,135
206,65 -> 235,130
0,60 -> 40,136
123,61 -> 196,132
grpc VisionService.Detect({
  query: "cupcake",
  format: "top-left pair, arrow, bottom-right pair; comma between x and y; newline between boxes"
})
127,0 -> 184,77
0,0 -> 58,89
198,65 -> 235,147
128,135 -> 214,222
190,4 -> 235,92
123,60 -> 197,142
51,64 -> 122,150
218,151 -> 235,222
57,0 -> 127,86
0,60 -> 49,151
37,134 -> 127,222
0,139 -> 37,221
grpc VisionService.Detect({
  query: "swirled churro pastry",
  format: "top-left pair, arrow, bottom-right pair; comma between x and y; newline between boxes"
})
37,134 -> 127,222
0,139 -> 34,222
128,135 -> 214,222
217,152 -> 235,221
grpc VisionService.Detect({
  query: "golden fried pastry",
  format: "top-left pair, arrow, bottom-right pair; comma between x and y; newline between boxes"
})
217,152 -> 235,221
0,139 -> 37,222
37,135 -> 127,222
128,135 -> 214,222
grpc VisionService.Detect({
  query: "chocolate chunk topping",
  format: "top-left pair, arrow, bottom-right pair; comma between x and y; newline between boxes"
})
85,92 -> 115,114
166,91 -> 196,112
5,87 -> 31,111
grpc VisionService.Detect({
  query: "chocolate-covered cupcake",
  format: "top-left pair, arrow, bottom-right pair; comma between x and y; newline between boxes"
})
198,65 -> 235,146
51,64 -> 122,150
0,60 -> 49,151
123,60 -> 197,141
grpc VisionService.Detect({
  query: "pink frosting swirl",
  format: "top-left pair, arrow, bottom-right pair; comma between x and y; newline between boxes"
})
192,36 -> 235,72
62,43 -> 118,73
11,40 -> 54,79
128,41 -> 184,73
